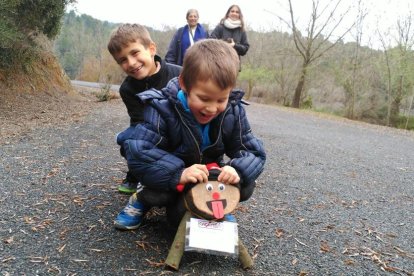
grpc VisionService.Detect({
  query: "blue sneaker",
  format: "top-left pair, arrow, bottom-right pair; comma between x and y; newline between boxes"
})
114,193 -> 145,230
224,214 -> 237,223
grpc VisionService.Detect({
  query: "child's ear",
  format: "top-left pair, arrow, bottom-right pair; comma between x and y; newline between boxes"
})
149,42 -> 157,56
178,75 -> 187,92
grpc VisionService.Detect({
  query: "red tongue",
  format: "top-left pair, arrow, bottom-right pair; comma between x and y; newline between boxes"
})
212,201 -> 224,219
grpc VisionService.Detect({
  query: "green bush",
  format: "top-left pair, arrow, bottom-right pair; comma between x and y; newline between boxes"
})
0,0 -> 76,69
396,115 -> 414,130
0,1 -> 19,36
0,0 -> 20,67
95,83 -> 112,102
302,96 -> 313,109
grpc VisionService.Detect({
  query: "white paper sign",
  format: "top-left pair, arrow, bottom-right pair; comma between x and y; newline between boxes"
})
186,218 -> 238,255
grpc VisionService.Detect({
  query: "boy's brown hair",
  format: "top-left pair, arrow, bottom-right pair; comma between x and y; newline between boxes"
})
180,39 -> 239,93
107,23 -> 153,56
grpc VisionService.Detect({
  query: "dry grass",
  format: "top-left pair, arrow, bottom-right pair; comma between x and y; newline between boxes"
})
0,53 -> 99,144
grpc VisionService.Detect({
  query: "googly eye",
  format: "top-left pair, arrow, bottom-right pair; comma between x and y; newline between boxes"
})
205,183 -> 213,191
218,183 -> 225,191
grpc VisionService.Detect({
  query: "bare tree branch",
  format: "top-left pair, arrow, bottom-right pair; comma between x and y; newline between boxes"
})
283,0 -> 356,107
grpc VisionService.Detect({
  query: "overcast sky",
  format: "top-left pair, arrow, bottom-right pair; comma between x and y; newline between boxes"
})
69,0 -> 281,31
69,0 -> 413,48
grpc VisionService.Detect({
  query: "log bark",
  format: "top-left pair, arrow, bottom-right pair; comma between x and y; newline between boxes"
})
238,239 -> 254,269
164,211 -> 191,270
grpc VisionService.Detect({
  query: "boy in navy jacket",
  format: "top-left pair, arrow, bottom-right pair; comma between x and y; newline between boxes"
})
115,39 -> 266,230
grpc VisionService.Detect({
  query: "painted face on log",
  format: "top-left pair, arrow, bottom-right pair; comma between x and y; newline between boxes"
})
184,180 -> 240,220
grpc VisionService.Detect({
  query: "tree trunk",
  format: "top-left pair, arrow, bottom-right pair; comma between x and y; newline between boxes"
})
245,79 -> 253,100
292,66 -> 307,108
384,51 -> 392,126
390,97 -> 402,127
405,97 -> 414,129
390,76 -> 404,126
405,87 -> 414,129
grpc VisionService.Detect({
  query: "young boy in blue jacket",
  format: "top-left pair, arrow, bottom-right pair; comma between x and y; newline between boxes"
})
107,23 -> 181,194
114,39 -> 266,230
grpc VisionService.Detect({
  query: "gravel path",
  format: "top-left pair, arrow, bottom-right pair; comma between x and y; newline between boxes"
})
1,98 -> 413,275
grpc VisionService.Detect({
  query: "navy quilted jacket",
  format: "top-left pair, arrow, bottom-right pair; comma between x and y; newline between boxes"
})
124,78 -> 266,191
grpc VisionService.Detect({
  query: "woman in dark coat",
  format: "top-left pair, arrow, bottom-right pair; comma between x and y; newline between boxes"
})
210,5 -> 249,70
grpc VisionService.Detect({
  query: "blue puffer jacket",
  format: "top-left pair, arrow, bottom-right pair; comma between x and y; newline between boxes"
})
124,78 -> 266,191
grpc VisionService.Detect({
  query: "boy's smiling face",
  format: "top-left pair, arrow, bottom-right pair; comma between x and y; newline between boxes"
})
184,79 -> 231,125
113,40 -> 157,80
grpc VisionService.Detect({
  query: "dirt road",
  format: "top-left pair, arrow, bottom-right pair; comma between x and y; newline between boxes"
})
1,98 -> 413,275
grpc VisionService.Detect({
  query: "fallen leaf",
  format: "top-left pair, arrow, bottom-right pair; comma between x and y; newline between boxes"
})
382,266 -> 398,272
89,183 -> 107,187
4,236 -> 14,244
320,241 -> 331,253
29,256 -> 48,263
57,244 -> 66,253
87,225 -> 96,232
344,259 -> 355,265
145,258 -> 164,267
24,216 -> 35,224
275,228 -> 284,238
294,238 -> 308,247
57,201 -> 66,207
135,241 -> 150,251
1,256 -> 15,263
47,266 -> 61,274
188,261 -> 202,266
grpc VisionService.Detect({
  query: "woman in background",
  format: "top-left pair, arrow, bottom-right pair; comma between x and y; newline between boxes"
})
165,9 -> 208,66
210,4 -> 249,70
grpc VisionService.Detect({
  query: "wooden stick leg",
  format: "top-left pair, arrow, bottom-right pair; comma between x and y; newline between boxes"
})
238,239 -> 254,270
165,211 -> 192,270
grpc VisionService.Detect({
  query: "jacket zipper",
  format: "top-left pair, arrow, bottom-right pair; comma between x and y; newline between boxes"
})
203,106 -> 230,151
174,105 -> 203,163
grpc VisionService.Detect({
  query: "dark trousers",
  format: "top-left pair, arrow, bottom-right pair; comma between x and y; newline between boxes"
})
117,125 -> 139,183
119,145 -> 139,183
138,188 -> 186,228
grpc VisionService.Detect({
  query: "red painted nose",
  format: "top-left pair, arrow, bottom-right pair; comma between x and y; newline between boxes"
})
212,192 -> 220,200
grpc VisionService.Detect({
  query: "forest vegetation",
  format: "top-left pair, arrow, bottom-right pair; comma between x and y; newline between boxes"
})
54,9 -> 414,130
0,0 -> 76,95
1,0 -> 414,130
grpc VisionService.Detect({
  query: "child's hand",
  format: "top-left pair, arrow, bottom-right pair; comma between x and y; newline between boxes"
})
180,164 -> 209,184
218,165 -> 240,185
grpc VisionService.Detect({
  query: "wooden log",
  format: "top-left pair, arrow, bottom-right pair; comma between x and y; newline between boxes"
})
184,181 -> 240,220
164,211 -> 192,270
238,239 -> 254,270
